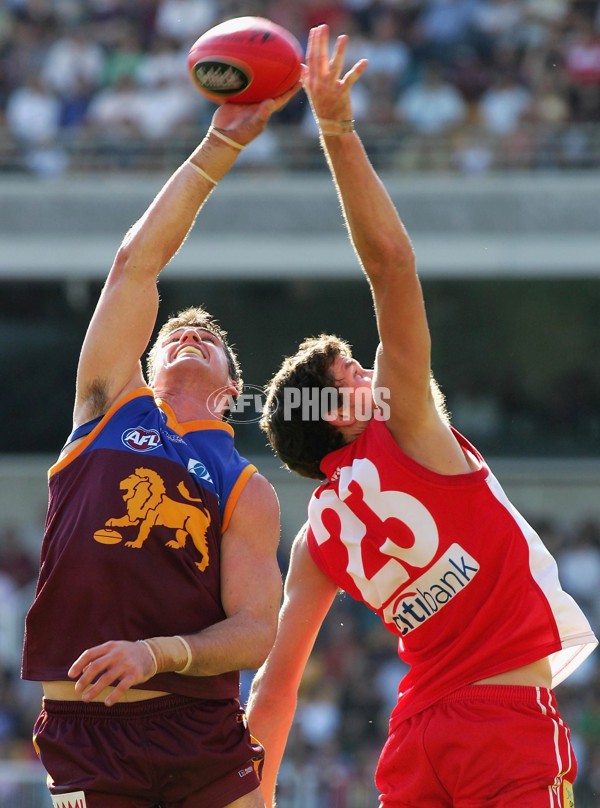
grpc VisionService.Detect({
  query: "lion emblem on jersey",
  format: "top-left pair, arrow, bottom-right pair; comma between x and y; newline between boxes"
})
94,467 -> 211,571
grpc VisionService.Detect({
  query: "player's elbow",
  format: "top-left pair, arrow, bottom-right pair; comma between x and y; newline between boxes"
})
246,619 -> 279,670
363,236 -> 416,281
249,666 -> 299,714
112,237 -> 162,282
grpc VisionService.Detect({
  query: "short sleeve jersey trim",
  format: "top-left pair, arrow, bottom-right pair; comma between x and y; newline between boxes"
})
23,388 -> 257,699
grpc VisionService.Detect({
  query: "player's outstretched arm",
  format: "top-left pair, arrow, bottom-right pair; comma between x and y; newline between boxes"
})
246,525 -> 339,807
303,25 -> 428,411
72,87 -> 300,430
303,26 -> 467,470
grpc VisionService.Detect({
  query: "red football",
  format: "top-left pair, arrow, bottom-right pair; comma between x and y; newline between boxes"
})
187,16 -> 303,105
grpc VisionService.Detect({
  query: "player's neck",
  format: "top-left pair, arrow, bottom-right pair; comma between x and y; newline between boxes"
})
154,389 -> 224,424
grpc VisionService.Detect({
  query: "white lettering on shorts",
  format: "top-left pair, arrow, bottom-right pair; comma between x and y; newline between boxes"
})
51,792 -> 86,808
238,765 -> 253,777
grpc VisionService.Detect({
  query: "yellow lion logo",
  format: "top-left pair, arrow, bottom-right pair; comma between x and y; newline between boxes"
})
94,467 -> 211,571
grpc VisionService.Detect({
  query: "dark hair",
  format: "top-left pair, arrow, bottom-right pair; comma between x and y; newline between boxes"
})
261,334 -> 352,480
146,306 -> 242,391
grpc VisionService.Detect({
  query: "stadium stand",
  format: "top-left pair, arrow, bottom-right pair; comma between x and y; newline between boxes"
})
1,1 -> 600,805
0,0 -> 599,175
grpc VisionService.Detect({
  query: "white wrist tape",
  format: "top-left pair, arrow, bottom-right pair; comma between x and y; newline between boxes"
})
318,118 -> 355,136
137,639 -> 158,677
208,126 -> 245,151
186,160 -> 218,185
174,635 -> 193,674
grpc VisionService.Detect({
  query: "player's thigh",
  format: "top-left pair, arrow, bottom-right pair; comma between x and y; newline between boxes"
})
178,784 -> 264,808
223,788 -> 265,808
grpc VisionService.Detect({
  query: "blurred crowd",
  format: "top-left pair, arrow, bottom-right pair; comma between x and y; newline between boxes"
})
0,0 -> 600,175
1,513 -> 600,805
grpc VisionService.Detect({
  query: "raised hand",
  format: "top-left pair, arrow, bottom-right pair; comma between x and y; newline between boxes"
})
210,82 -> 301,147
302,24 -> 368,125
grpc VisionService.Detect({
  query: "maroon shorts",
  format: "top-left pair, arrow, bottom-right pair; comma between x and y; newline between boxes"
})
34,694 -> 264,808
376,685 -> 576,808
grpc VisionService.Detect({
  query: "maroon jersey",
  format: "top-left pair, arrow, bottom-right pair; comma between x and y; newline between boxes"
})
22,389 -> 257,699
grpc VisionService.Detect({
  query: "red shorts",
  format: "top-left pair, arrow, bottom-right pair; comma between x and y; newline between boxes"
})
376,685 -> 576,808
34,694 -> 264,808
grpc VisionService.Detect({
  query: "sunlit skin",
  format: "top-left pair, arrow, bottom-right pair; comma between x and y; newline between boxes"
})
152,326 -> 238,420
329,354 -> 376,439
30,71 -> 295,808
55,82 -> 300,704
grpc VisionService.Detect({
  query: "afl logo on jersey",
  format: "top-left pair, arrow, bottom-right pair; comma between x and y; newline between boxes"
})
122,426 -> 162,452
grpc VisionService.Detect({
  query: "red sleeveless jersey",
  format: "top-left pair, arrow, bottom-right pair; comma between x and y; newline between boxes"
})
22,389 -> 256,699
307,418 -> 597,723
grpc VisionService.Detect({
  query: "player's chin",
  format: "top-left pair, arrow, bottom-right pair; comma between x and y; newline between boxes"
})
174,352 -> 207,365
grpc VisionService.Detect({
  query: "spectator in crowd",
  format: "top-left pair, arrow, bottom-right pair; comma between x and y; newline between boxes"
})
58,74 -> 96,135
471,0 -> 523,53
85,70 -> 199,160
395,61 -> 468,135
394,60 -> 468,169
1,0 -> 600,173
356,8 -> 411,92
522,0 -> 569,46
5,72 -> 68,175
528,71 -> 570,129
562,13 -> 600,121
1,17 -> 51,101
100,25 -> 145,88
85,73 -> 145,144
42,23 -> 105,99
132,75 -> 200,140
135,35 -> 189,89
343,8 -> 412,128
476,70 -> 534,167
444,44 -> 495,104
477,72 -> 533,135
302,0 -> 351,34
412,0 -> 480,65
154,0 -> 218,46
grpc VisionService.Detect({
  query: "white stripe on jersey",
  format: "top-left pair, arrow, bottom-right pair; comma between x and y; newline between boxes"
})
484,471 -> 597,686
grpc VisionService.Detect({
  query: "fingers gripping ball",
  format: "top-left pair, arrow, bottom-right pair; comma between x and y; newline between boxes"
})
188,16 -> 303,104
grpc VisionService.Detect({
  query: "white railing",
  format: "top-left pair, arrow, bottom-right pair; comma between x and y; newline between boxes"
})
2,122 -> 600,175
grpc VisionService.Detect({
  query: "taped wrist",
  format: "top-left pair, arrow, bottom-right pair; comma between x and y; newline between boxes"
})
208,126 -> 245,151
187,128 -> 242,184
143,636 -> 192,674
318,118 -> 355,136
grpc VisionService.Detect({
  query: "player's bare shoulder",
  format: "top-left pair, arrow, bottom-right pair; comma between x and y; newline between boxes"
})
243,471 -> 280,515
225,470 -> 280,539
